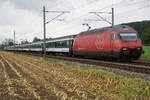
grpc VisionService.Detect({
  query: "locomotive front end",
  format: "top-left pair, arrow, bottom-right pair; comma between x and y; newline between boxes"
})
119,32 -> 144,60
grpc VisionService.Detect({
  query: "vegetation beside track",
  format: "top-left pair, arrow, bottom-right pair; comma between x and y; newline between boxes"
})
0,51 -> 150,100
140,46 -> 150,62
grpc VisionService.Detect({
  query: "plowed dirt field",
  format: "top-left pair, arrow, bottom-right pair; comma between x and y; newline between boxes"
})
0,51 -> 150,100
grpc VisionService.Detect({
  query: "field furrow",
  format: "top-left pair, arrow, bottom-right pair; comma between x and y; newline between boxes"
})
6,56 -> 59,100
6,53 -> 85,99
0,53 -> 57,100
0,55 -> 37,100
0,51 -> 150,100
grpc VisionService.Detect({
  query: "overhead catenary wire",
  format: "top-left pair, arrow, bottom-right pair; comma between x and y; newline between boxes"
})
46,10 -> 149,38
116,4 -> 150,18
114,0 -> 148,8
14,0 -> 150,42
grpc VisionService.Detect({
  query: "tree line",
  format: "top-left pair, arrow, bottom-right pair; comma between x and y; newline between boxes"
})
123,20 -> 150,45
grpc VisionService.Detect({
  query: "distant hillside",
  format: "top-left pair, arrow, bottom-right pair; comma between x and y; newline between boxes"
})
122,20 -> 150,36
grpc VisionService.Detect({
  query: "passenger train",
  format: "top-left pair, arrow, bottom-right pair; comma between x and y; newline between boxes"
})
5,25 -> 144,61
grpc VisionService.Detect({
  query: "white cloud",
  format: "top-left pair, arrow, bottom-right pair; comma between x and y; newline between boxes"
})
0,0 -> 150,43
0,1 -> 42,42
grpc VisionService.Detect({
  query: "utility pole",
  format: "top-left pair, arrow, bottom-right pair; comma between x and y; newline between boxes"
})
14,30 -> 15,47
42,6 -> 70,59
89,8 -> 115,27
112,8 -> 114,27
43,6 -> 46,59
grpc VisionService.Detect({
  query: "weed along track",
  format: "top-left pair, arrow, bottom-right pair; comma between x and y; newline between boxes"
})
0,51 -> 150,100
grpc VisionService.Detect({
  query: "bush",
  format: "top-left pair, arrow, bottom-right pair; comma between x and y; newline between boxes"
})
141,26 -> 150,45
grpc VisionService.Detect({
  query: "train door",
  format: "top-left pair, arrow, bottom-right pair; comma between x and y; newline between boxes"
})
68,40 -> 73,56
41,43 -> 44,53
110,33 -> 120,56
110,34 -> 115,56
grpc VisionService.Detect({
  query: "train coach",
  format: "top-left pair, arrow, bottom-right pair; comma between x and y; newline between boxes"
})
5,35 -> 75,55
5,25 -> 144,61
45,35 -> 75,55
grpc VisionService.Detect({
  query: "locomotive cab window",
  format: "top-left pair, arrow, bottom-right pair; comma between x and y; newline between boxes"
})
120,33 -> 139,42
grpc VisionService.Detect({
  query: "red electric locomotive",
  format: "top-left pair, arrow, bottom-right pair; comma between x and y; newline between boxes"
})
73,25 -> 144,60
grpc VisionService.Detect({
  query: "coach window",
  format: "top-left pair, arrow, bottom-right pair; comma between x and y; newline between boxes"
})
58,42 -> 61,47
56,42 -> 60,47
55,42 -> 58,47
63,41 -> 67,47
35,44 -> 37,48
47,43 -> 50,47
38,44 -> 41,48
63,41 -> 66,47
49,43 -> 52,47
67,41 -> 69,46
52,42 -> 55,47
70,41 -> 72,45
60,41 -> 63,47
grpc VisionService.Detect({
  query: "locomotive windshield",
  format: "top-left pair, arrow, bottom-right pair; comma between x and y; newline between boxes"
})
119,33 -> 139,42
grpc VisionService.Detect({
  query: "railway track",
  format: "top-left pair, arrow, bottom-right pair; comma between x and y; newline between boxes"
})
16,52 -> 150,75
129,61 -> 150,67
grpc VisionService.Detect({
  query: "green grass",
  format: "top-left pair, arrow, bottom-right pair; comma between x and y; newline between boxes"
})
140,46 -> 150,62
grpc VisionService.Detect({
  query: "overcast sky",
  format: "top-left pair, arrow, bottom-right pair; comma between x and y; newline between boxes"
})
0,0 -> 150,43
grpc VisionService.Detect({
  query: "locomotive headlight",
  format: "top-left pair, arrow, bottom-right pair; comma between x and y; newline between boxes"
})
137,48 -> 141,50
123,48 -> 127,50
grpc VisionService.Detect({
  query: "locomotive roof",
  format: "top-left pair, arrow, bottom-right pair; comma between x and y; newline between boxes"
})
78,25 -> 136,36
